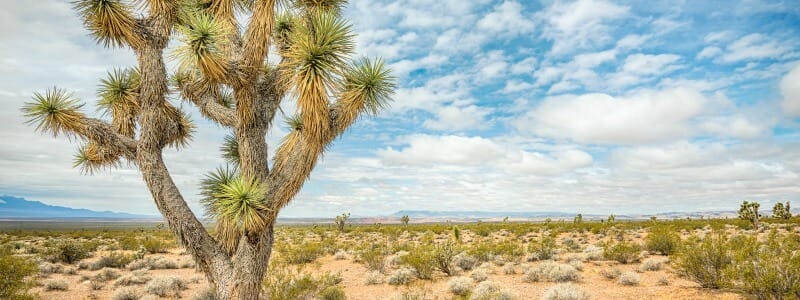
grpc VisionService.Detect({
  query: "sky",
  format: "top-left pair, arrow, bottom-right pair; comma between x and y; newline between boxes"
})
1,0 -> 799,217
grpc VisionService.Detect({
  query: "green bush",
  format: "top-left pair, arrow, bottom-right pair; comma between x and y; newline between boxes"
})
645,228 -> 681,255
47,240 -> 90,264
469,239 -> 524,262
359,244 -> 386,272
674,233 -> 733,289
603,241 -> 641,264
432,241 -> 460,276
262,261 -> 342,299
142,236 -> 170,254
319,286 -> 347,300
0,247 -> 37,300
402,246 -> 436,280
278,241 -> 324,264
730,232 -> 800,299
528,236 -> 556,260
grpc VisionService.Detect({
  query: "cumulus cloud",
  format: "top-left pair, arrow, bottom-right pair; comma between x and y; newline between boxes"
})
514,88 -> 708,144
540,0 -> 630,55
780,63 -> 800,116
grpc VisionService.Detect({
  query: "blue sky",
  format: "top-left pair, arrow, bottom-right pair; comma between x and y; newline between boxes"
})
1,0 -> 799,217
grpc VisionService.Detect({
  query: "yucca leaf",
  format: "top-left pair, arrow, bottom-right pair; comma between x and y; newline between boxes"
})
174,12 -> 231,82
221,134 -> 239,165
22,88 -> 86,138
73,0 -> 142,48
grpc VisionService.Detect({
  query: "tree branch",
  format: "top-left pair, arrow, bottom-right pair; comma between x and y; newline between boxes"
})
240,0 -> 276,77
178,81 -> 237,127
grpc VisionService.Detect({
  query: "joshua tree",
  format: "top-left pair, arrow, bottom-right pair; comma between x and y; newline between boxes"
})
334,212 -> 349,232
400,214 -> 410,226
607,214 -> 616,223
21,1 -> 394,299
772,201 -> 792,219
739,201 -> 761,230
573,213 -> 583,224
452,225 -> 461,243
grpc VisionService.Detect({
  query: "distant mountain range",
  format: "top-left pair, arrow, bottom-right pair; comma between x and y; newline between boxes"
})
0,195 -> 154,219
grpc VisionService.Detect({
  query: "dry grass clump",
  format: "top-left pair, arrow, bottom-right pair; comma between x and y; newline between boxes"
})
112,286 -> 142,300
542,283 -> 590,300
115,269 -> 152,286
387,267 -> 416,285
128,256 -> 178,270
470,281 -> 516,300
39,262 -> 64,275
364,270 -> 383,285
454,252 -> 479,271
523,261 -> 579,282
618,272 -> 640,286
448,276 -> 472,296
470,268 -> 489,282
43,278 -> 69,291
600,267 -> 621,280
144,276 -> 187,297
639,257 -> 668,272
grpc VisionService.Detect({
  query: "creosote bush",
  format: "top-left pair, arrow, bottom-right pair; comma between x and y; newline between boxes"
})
0,247 -> 37,300
603,241 -> 641,264
674,233 -> 733,289
645,228 -> 681,255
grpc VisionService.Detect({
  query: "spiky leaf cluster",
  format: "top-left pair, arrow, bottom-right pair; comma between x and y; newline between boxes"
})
174,12 -> 231,81
22,89 -> 85,138
73,0 -> 141,48
97,68 -> 141,137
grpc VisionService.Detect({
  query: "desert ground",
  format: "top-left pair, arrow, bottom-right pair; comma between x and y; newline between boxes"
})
2,217 -> 798,299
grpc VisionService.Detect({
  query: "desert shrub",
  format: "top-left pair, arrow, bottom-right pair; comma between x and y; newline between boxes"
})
674,233 -> 733,289
542,283 -> 590,300
39,262 -> 64,275
657,277 -> 670,286
94,267 -> 122,282
128,256 -> 178,270
582,245 -> 603,261
112,286 -> 142,300
115,270 -> 152,286
454,252 -> 479,271
433,241 -> 460,276
470,268 -> 489,282
145,276 -> 187,297
364,271 -> 383,285
43,278 -> 69,291
502,263 -> 516,274
318,286 -> 346,300
618,272 -> 640,286
603,241 -> 641,264
278,241 -> 325,264
402,246 -> 436,280
333,250 -> 348,260
262,261 -> 343,299
448,276 -> 472,296
89,279 -> 106,290
645,228 -> 681,255
470,239 -> 524,262
527,236 -> 556,261
90,252 -> 135,270
141,237 -> 170,254
523,261 -> 579,282
470,281 -> 515,300
48,240 -> 90,264
639,257 -> 667,272
387,267 -> 416,285
600,268 -> 621,280
359,244 -> 386,272
117,236 -> 140,251
0,248 -> 37,300
190,287 -> 216,300
730,232 -> 800,299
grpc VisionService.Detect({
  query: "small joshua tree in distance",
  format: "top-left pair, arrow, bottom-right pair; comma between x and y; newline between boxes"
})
334,213 -> 350,232
400,215 -> 410,226
739,201 -> 761,230
772,201 -> 792,219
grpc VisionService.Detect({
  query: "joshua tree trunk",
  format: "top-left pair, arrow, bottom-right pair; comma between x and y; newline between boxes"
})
22,1 -> 395,299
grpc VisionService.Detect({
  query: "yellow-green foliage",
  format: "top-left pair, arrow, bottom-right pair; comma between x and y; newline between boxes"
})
603,241 -> 641,264
277,241 -> 325,264
674,233 -> 733,289
0,247 -> 37,300
262,261 -> 343,299
528,236 -> 557,260
469,239 -> 524,262
730,232 -> 800,299
645,227 -> 681,255
402,245 -> 436,279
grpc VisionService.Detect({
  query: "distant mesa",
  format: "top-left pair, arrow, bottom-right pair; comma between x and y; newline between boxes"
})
0,195 -> 155,219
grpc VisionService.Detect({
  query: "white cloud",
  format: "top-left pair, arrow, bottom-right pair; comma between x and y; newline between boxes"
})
540,0 -> 630,55
608,53 -> 682,88
697,46 -> 722,59
477,1 -> 535,36
781,63 -> 800,116
721,33 -> 792,63
515,88 -> 707,144
423,105 -> 492,131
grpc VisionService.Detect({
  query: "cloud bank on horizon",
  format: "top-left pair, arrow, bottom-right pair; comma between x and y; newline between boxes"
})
0,0 -> 799,217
